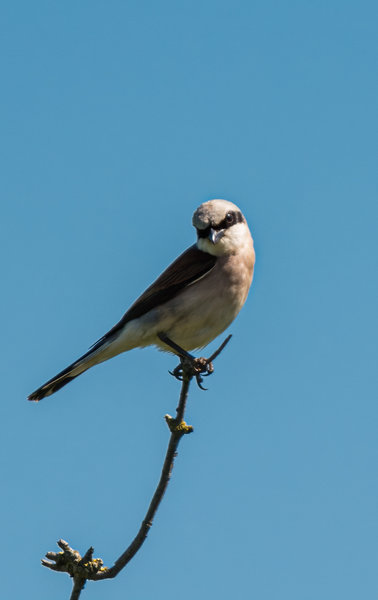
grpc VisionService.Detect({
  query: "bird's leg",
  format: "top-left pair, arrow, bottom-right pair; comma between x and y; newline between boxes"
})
157,332 -> 196,382
157,332 -> 232,390
157,332 -> 195,362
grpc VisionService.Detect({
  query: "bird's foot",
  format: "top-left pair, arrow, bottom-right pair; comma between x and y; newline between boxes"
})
164,333 -> 232,390
169,356 -> 214,390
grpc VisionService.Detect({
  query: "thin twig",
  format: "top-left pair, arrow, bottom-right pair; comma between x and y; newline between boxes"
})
96,372 -> 192,579
42,336 -> 231,598
207,334 -> 232,363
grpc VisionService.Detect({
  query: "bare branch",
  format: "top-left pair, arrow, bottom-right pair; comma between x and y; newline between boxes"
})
42,336 -> 231,598
70,578 -> 86,600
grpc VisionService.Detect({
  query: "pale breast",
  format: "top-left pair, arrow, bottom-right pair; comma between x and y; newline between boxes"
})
152,250 -> 254,351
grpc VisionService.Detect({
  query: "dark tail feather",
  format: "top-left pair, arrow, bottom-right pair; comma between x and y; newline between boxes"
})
28,348 -> 99,401
28,373 -> 80,401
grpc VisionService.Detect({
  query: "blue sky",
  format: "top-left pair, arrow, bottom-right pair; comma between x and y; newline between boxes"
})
1,1 -> 377,599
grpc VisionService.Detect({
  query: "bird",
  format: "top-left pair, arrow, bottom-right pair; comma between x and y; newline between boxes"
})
28,199 -> 255,401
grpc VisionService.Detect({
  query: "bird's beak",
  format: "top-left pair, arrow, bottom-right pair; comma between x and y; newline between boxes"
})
208,228 -> 219,244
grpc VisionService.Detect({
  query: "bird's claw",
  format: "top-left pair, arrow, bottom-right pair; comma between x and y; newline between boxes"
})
169,357 -> 214,390
169,367 -> 184,381
167,334 -> 232,390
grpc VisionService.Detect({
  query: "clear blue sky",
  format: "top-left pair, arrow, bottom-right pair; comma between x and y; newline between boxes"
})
1,1 -> 377,599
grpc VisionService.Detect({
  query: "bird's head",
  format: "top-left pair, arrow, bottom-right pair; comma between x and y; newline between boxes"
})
193,199 -> 252,257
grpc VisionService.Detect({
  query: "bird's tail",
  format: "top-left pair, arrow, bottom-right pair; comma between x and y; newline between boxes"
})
28,345 -> 105,401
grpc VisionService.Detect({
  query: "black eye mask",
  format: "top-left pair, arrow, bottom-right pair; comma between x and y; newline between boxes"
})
196,210 -> 244,238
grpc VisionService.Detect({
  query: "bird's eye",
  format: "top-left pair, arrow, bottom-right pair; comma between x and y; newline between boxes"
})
225,212 -> 235,225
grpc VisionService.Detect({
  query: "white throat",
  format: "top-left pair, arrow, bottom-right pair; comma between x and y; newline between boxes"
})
197,222 -> 252,257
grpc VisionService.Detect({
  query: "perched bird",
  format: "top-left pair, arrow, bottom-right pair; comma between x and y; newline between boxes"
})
28,199 -> 255,401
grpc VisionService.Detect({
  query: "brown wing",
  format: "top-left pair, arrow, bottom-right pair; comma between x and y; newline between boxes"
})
90,244 -> 217,350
